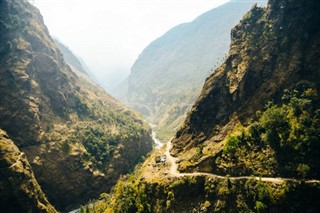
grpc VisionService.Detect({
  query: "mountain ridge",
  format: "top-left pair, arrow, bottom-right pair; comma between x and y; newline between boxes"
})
0,0 -> 153,210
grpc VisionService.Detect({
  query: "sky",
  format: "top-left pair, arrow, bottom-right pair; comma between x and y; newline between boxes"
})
33,0 -> 229,91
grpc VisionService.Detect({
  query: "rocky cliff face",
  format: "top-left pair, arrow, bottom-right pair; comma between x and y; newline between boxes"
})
0,0 -> 153,210
113,1 -> 264,141
171,0 -> 320,172
0,129 -> 57,213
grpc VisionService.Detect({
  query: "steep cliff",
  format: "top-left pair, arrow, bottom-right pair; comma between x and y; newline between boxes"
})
171,0 -> 320,177
0,0 -> 153,210
0,129 -> 57,213
113,0 -> 264,141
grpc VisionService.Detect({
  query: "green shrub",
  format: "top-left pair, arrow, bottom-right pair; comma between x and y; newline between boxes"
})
220,83 -> 320,178
223,136 -> 240,154
255,201 -> 267,212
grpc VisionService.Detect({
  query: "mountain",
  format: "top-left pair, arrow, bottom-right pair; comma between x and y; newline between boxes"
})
88,0 -> 320,212
113,0 -> 267,141
0,129 -> 57,213
0,0 -> 153,211
171,0 -> 320,177
54,39 -> 99,85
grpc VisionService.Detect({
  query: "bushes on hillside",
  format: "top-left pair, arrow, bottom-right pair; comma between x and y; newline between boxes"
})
223,82 -> 320,178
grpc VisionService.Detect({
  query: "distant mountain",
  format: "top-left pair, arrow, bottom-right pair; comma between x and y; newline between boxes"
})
54,39 -> 99,84
0,0 -> 153,211
113,0 -> 267,141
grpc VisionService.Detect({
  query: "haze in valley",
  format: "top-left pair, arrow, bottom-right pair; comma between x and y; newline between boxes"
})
34,0 -> 229,91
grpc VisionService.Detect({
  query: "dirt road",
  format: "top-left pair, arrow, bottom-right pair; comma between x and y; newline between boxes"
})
165,140 -> 320,184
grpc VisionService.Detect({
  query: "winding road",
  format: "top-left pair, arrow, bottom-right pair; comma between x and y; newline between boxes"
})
165,140 -> 320,184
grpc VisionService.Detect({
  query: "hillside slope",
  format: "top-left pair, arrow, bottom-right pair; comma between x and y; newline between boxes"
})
113,0 -> 266,141
171,0 -> 320,177
0,0 -> 153,211
0,129 -> 57,213
87,0 -> 320,212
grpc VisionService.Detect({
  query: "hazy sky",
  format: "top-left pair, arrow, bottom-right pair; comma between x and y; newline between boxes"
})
34,0 -> 229,90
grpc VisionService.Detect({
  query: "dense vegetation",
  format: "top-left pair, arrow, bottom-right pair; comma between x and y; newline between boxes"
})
82,174 -> 320,213
219,83 -> 320,178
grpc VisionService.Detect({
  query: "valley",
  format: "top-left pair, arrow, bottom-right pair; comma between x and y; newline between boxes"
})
79,0 -> 320,211
113,0 -> 266,142
1,0 -> 320,212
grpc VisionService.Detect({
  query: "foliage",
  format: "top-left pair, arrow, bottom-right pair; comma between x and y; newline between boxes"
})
84,174 -> 320,213
81,126 -> 116,168
220,83 -> 320,178
61,140 -> 71,154
223,136 -> 241,154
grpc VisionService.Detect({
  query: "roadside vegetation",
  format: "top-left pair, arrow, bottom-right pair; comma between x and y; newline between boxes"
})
218,82 -> 320,179
81,174 -> 320,213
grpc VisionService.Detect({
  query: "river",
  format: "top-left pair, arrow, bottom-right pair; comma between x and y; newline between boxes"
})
149,123 -> 163,148
152,130 -> 163,149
